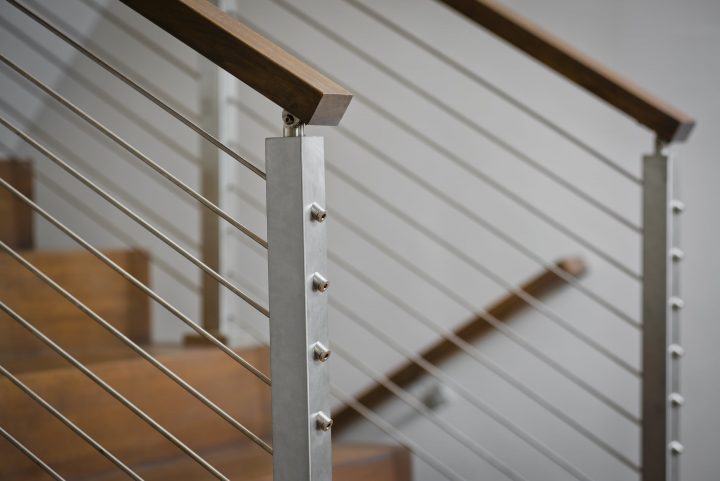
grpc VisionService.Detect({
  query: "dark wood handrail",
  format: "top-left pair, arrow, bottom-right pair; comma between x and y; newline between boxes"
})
119,0 -> 352,125
437,0 -> 695,143
333,257 -> 587,431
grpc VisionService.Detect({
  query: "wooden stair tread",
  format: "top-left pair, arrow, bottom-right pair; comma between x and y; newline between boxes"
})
0,248 -> 150,356
0,159 -> 33,249
1,346 -> 272,481
0,343 -> 209,374
85,442 -> 411,481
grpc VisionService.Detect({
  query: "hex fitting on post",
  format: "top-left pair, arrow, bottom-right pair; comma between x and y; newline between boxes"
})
669,297 -> 685,310
669,441 -> 684,455
312,342 -> 331,362
669,344 -> 685,358
312,273 -> 329,293
310,202 -> 327,222
670,199 -> 685,214
670,247 -> 685,262
669,393 -> 685,407
315,411 -> 333,432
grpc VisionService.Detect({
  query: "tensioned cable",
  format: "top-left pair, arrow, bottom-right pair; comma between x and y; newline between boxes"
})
0,360 -> 144,481
332,344 -> 530,481
228,101 -> 640,330
227,182 -> 639,425
0,17 -> 199,167
0,181 -> 270,385
331,210 -> 638,377
0,53 -> 267,249
0,96 -> 199,251
231,13 -> 642,282
0,304 -> 229,481
230,91 -> 640,329
225,107 -> 641,375
8,0 -> 265,179
330,303 -> 594,481
340,0 -> 642,185
225,218 -> 638,470
0,244 -> 271,453
0,139 -> 195,291
0,114 -> 269,318
0,426 -> 67,481
13,0 -> 197,121
27,163 -> 197,292
226,312 -> 470,481
76,0 -> 200,80
267,0 -> 641,233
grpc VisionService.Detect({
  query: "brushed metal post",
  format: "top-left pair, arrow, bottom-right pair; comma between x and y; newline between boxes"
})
266,119 -> 331,481
642,138 -> 681,481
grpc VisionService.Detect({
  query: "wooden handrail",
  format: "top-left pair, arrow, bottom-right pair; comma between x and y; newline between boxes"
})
333,256 -> 587,431
119,0 -> 352,125
436,0 -> 695,143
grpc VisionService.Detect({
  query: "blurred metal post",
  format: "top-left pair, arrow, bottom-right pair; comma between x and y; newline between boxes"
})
266,112 -> 331,481
642,138 -> 682,481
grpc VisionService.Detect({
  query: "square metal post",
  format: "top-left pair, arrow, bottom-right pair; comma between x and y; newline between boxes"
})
642,140 -> 682,481
266,128 -> 332,481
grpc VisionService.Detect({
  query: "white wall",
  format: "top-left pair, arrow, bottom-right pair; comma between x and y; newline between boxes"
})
2,0 -> 717,480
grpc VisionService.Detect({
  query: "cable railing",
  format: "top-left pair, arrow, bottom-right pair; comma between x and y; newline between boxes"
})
225,150 -> 639,470
227,106 -> 639,423
1,0 -> 351,480
1,0 -> 694,480
220,1 -> 692,480
225,14 -> 644,327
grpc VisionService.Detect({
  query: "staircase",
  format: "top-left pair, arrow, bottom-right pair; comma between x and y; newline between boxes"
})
0,0 -> 696,480
0,160 -> 410,480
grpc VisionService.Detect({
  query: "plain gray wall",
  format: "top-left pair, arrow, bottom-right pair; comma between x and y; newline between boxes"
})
1,0 -> 717,480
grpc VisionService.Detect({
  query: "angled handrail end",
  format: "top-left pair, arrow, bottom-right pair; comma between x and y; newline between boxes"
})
333,256 -> 587,431
436,0 -> 695,143
119,0 -> 352,125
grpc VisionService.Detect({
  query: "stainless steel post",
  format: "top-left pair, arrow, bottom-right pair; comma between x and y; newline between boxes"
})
642,138 -> 682,481
267,111 -> 331,481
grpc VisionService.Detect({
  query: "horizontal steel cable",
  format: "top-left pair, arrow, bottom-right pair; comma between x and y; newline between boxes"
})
247,2 -> 642,250
0,182 -> 270,385
225,312 -> 470,481
0,53 -> 267,249
229,101 -> 640,330
331,301 -> 594,481
0,244 -> 271,453
0,426 -> 67,481
224,109 -> 641,418
27,163 -> 198,292
231,12 -> 642,283
0,358 -> 144,481
0,113 -> 268,318
6,0 -> 268,177
0,16 -> 199,168
19,0 -> 197,121
228,102 -> 639,334
0,304 -> 229,481
227,184 -> 639,469
332,344 -> 531,481
227,178 -> 639,425
0,142 -> 196,291
0,96 -> 199,251
75,0 -> 200,80
341,0 -> 642,185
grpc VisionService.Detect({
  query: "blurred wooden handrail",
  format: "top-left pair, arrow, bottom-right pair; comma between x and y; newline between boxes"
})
333,256 -> 587,431
119,0 -> 352,125
437,0 -> 695,143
